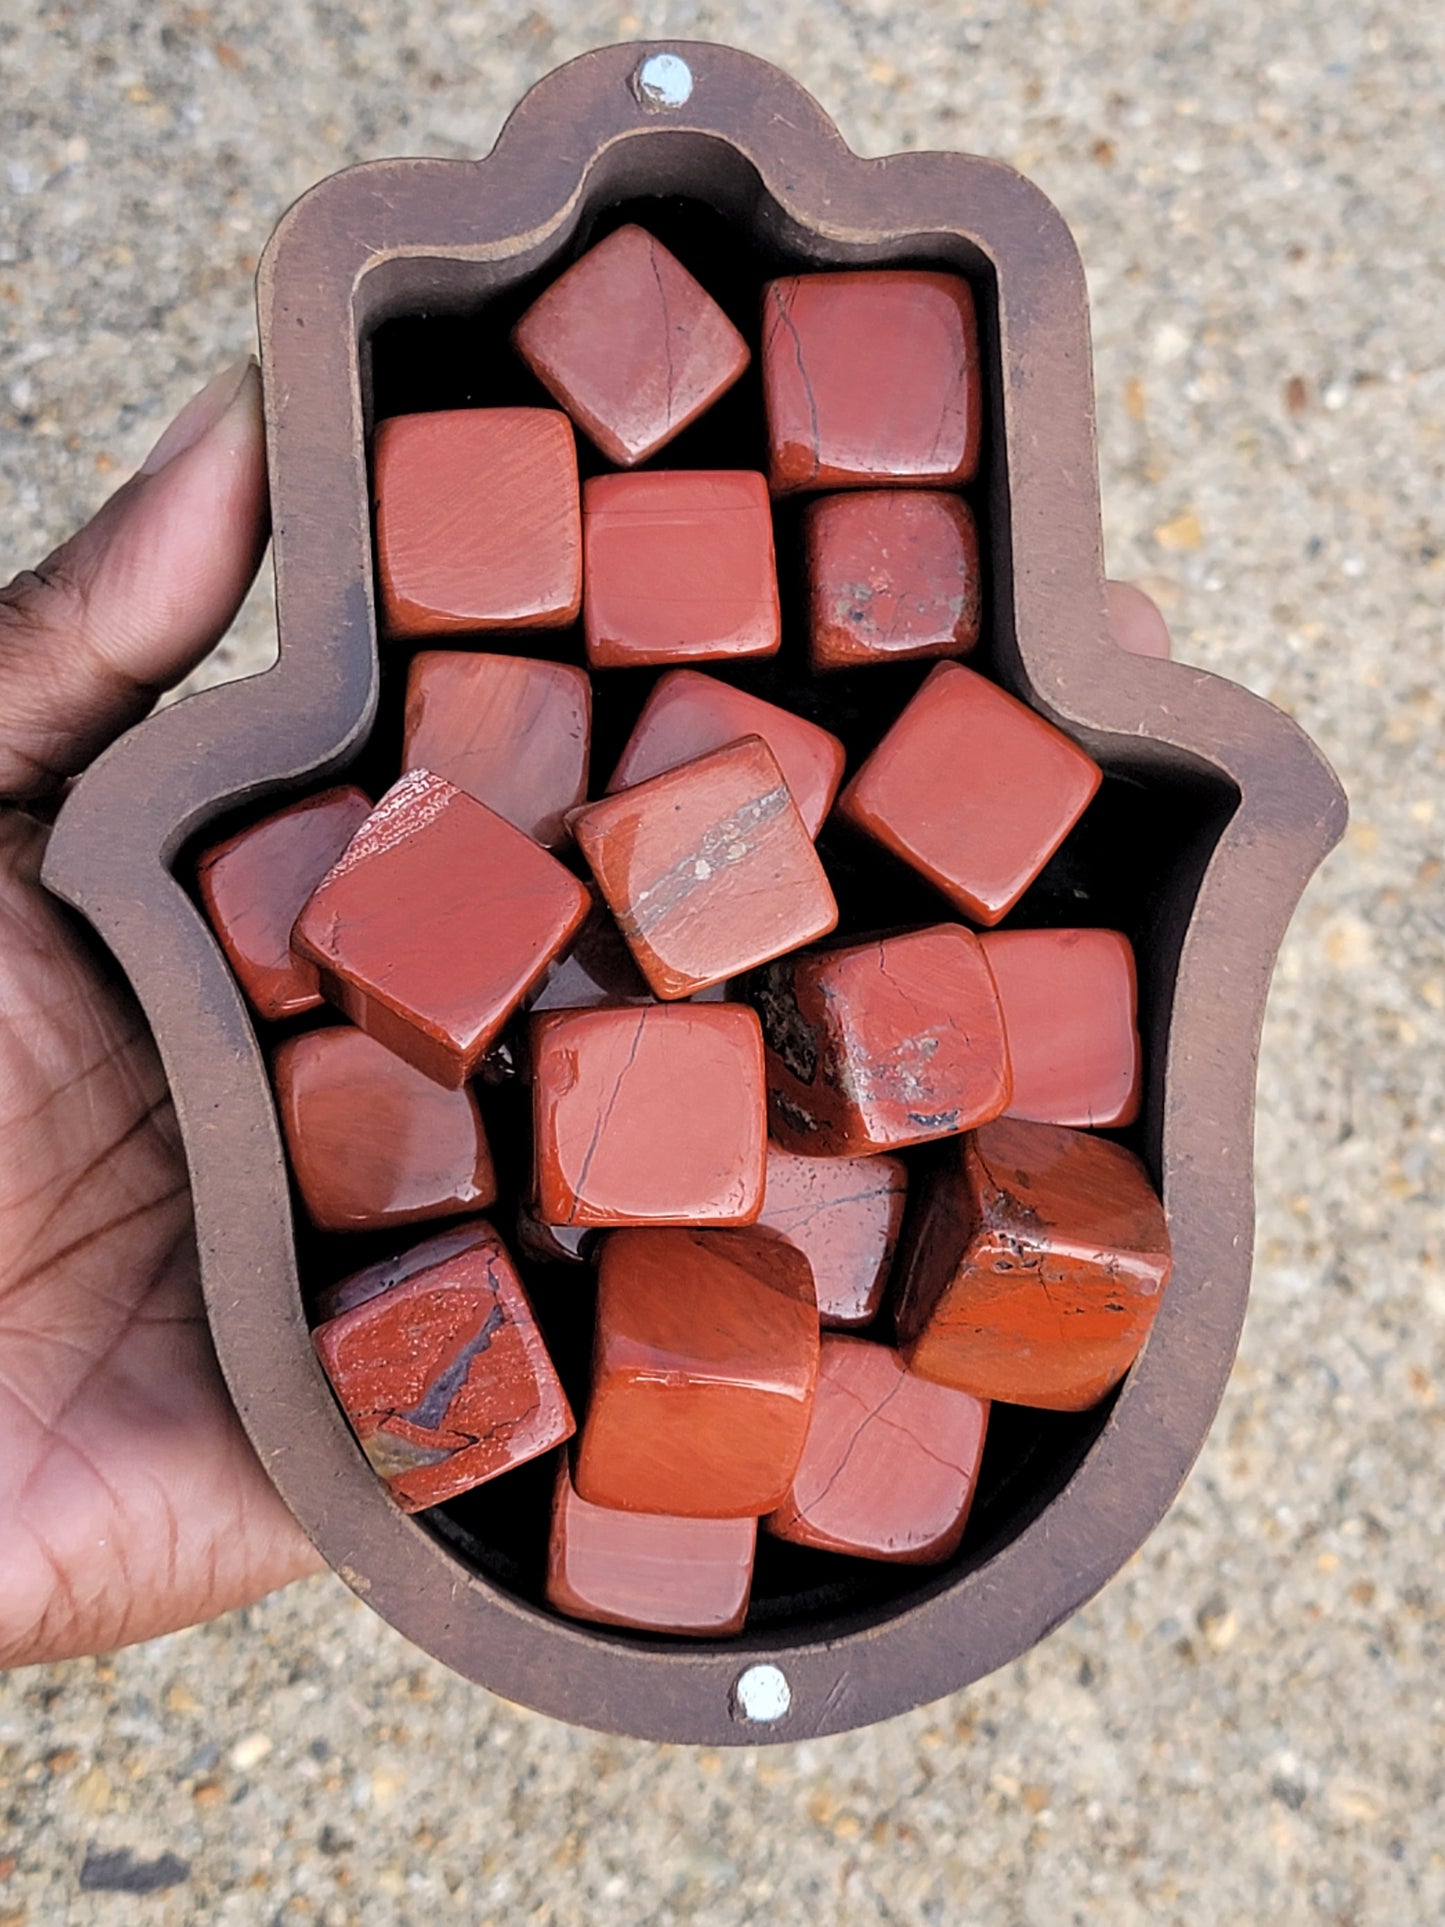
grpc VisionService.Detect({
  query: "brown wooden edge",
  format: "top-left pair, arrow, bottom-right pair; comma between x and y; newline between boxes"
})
42,41 -> 1346,1744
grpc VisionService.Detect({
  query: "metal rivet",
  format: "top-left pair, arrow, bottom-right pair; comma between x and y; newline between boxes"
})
633,52 -> 694,111
730,1663 -> 791,1724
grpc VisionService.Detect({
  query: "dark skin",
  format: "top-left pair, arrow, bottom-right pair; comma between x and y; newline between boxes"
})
0,361 -> 1170,1669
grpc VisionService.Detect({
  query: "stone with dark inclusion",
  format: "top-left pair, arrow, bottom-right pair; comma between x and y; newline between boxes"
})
752,924 -> 1012,1156
312,1220 -> 574,1512
570,735 -> 837,1001
894,1117 -> 1173,1412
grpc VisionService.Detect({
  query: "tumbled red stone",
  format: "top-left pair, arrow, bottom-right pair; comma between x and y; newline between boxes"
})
571,736 -> 837,1000
980,928 -> 1142,1128
805,490 -> 982,671
764,1337 -> 989,1563
574,1226 -> 820,1517
762,270 -> 982,494
546,1456 -> 757,1635
839,662 -> 1102,926
753,924 -> 1012,1156
291,769 -> 589,1088
607,668 -> 845,839
312,1219 -> 574,1511
512,223 -> 750,468
373,407 -> 581,638
756,1145 -> 907,1329
530,1003 -> 767,1227
272,1026 -> 495,1234
895,1117 -> 1173,1412
195,786 -> 371,1021
402,651 -> 590,851
582,470 -> 780,668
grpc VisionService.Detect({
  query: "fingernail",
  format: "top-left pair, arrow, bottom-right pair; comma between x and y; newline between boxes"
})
140,355 -> 258,476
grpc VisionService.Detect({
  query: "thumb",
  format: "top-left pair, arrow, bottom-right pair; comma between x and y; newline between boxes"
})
0,357 -> 269,800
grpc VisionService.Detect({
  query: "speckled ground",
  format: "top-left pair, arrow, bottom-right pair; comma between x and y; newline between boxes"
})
2,4 -> 1441,1923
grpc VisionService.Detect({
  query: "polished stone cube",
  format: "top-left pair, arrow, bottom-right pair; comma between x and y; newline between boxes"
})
313,1220 -> 573,1512
573,1226 -> 819,1517
762,270 -> 982,493
373,407 -> 581,638
764,1337 -> 989,1562
291,769 -> 589,1088
273,1026 -> 495,1233
753,923 -> 1012,1155
195,785 -> 372,1021
512,223 -> 750,467
402,650 -> 590,851
530,1003 -> 768,1227
607,667 -> 845,839
980,927 -> 1142,1128
756,1144 -> 907,1329
839,662 -> 1102,925
546,1455 -> 757,1634
571,736 -> 837,1000
895,1117 -> 1173,1411
582,470 -> 780,667
805,489 -> 982,670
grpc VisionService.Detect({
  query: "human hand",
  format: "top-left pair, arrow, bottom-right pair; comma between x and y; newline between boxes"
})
0,360 -> 323,1669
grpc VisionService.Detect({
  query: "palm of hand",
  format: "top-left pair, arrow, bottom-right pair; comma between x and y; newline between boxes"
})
0,815 -> 316,1665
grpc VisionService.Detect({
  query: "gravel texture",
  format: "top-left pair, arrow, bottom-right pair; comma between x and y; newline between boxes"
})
2,3 -> 1441,1922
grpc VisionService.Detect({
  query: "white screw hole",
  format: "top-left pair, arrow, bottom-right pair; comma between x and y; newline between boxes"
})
633,52 -> 694,111
731,1664 -> 791,1724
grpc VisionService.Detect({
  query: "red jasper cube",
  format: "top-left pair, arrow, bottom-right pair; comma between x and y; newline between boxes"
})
607,668 -> 845,839
195,786 -> 372,1022
895,1117 -> 1173,1412
571,736 -> 837,1000
402,651 -> 590,851
764,1338 -> 989,1563
753,924 -> 1012,1156
373,407 -> 581,638
512,223 -> 750,467
530,1003 -> 767,1228
762,270 -> 982,494
980,928 -> 1142,1128
574,1227 -> 820,1517
756,1145 -> 907,1329
839,662 -> 1102,926
805,490 -> 982,671
582,470 -> 780,668
546,1456 -> 757,1635
273,1027 -> 495,1233
292,770 -> 589,1088
312,1220 -> 574,1512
